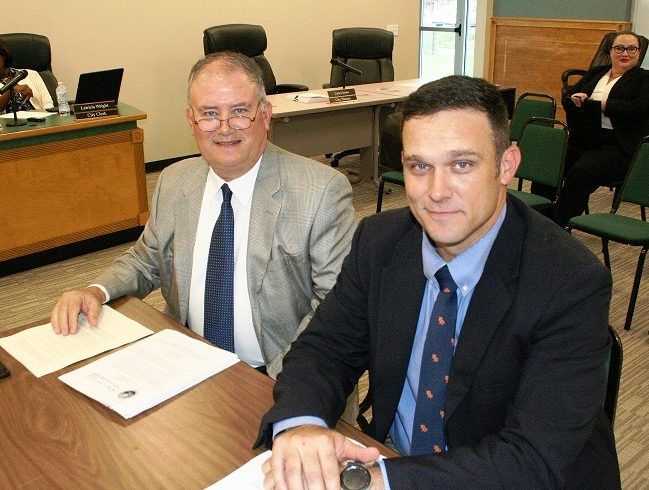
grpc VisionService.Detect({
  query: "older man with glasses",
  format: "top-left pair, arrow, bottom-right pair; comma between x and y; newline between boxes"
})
51,52 -> 356,384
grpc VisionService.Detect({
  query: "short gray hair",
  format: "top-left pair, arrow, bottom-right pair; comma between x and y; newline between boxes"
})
187,51 -> 266,103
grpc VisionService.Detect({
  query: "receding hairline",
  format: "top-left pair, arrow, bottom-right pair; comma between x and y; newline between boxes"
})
186,53 -> 266,104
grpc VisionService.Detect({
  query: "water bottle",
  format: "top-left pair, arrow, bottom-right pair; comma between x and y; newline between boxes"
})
56,82 -> 70,116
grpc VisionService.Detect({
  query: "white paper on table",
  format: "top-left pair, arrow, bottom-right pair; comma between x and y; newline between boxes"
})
207,438 -> 381,489
206,450 -> 270,489
286,92 -> 330,103
58,329 -> 239,419
0,305 -> 154,377
0,111 -> 55,119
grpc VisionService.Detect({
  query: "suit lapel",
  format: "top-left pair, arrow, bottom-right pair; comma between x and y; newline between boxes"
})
247,144 -> 281,305
175,160 -> 210,324
444,201 -> 524,421
609,65 -> 640,97
373,220 -> 427,437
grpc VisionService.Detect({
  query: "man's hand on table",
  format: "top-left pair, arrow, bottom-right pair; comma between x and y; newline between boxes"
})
262,424 -> 384,490
51,286 -> 106,335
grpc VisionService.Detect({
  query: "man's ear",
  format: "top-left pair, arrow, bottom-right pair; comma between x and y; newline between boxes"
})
185,106 -> 196,132
261,100 -> 273,130
499,145 -> 521,185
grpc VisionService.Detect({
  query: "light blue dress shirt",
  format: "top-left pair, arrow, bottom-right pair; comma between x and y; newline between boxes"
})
390,204 -> 507,455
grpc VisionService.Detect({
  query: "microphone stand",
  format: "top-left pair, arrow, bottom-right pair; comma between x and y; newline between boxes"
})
5,85 -> 27,127
342,69 -> 349,89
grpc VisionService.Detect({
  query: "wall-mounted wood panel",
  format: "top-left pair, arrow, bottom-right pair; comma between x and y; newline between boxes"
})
488,18 -> 631,120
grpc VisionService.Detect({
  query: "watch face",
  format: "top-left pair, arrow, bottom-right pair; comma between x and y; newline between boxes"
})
340,461 -> 371,490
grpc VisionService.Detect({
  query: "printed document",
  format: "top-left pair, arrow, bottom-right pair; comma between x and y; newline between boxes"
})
206,450 -> 270,489
59,329 -> 239,419
207,439 -> 378,489
0,305 -> 153,377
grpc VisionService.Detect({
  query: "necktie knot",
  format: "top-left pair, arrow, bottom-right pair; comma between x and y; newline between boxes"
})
435,265 -> 457,293
221,183 -> 232,204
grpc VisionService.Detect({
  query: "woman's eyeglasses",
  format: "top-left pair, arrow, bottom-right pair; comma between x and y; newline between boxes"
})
612,45 -> 639,54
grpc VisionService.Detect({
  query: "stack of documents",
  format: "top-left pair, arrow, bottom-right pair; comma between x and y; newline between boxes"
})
59,329 -> 239,419
286,92 -> 330,104
0,306 -> 153,377
0,305 -> 239,419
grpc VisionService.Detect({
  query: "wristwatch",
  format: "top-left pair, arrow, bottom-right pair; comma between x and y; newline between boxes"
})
340,460 -> 372,490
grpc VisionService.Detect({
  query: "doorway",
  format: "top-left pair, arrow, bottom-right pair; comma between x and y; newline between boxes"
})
419,0 -> 477,78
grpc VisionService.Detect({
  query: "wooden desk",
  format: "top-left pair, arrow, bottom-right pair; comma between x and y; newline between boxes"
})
0,104 -> 148,262
268,79 -> 516,182
268,84 -> 406,182
0,297 -> 395,489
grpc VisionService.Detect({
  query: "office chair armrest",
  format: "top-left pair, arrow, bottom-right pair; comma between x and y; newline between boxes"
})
275,83 -> 309,94
561,68 -> 588,86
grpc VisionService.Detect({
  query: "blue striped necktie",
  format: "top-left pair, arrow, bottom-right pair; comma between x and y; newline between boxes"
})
203,183 -> 235,352
411,265 -> 457,455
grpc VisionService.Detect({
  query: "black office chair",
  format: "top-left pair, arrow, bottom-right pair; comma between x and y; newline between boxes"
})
202,24 -> 308,95
561,32 -> 648,100
0,32 -> 58,100
605,325 -> 623,426
326,27 -> 395,167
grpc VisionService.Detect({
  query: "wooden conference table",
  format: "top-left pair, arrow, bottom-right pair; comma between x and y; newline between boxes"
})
0,104 -> 148,262
0,296 -> 396,489
268,79 -> 516,182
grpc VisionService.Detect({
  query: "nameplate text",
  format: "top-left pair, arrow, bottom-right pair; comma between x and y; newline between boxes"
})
73,101 -> 119,120
327,88 -> 357,103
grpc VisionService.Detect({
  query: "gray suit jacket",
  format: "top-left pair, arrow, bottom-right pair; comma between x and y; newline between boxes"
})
96,142 -> 356,377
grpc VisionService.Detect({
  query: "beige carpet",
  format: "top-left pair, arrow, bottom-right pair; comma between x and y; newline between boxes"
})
0,157 -> 647,488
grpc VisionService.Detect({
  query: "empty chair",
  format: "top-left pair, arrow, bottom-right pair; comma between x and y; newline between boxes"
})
203,24 -> 308,95
0,32 -> 58,100
509,92 -> 556,143
327,27 -> 394,88
567,136 -> 649,330
508,117 -> 569,220
326,27 -> 395,167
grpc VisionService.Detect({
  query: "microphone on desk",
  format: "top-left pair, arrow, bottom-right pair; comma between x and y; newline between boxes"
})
0,70 -> 28,95
330,58 -> 362,76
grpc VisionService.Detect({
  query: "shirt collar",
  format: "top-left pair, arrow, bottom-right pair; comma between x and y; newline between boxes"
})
204,155 -> 262,207
422,203 -> 507,297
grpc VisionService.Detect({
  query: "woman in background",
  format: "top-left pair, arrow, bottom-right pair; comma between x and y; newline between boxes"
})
0,40 -> 53,113
558,31 -> 649,225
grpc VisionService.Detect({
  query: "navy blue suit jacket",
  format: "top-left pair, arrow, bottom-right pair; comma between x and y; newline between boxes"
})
258,197 -> 620,489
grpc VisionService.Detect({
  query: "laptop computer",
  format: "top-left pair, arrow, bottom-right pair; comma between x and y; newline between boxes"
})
74,68 -> 124,105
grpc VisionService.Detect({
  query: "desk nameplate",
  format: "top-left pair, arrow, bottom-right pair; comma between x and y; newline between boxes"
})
73,100 -> 119,120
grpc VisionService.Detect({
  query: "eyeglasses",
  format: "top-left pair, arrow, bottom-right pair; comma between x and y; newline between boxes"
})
612,45 -> 639,54
192,102 -> 262,132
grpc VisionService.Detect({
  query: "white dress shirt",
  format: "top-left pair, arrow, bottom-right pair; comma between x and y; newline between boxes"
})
590,69 -> 622,130
187,158 -> 264,367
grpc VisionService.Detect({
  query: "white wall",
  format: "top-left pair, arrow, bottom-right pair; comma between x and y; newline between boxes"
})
4,1 -> 421,162
632,0 -> 649,68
